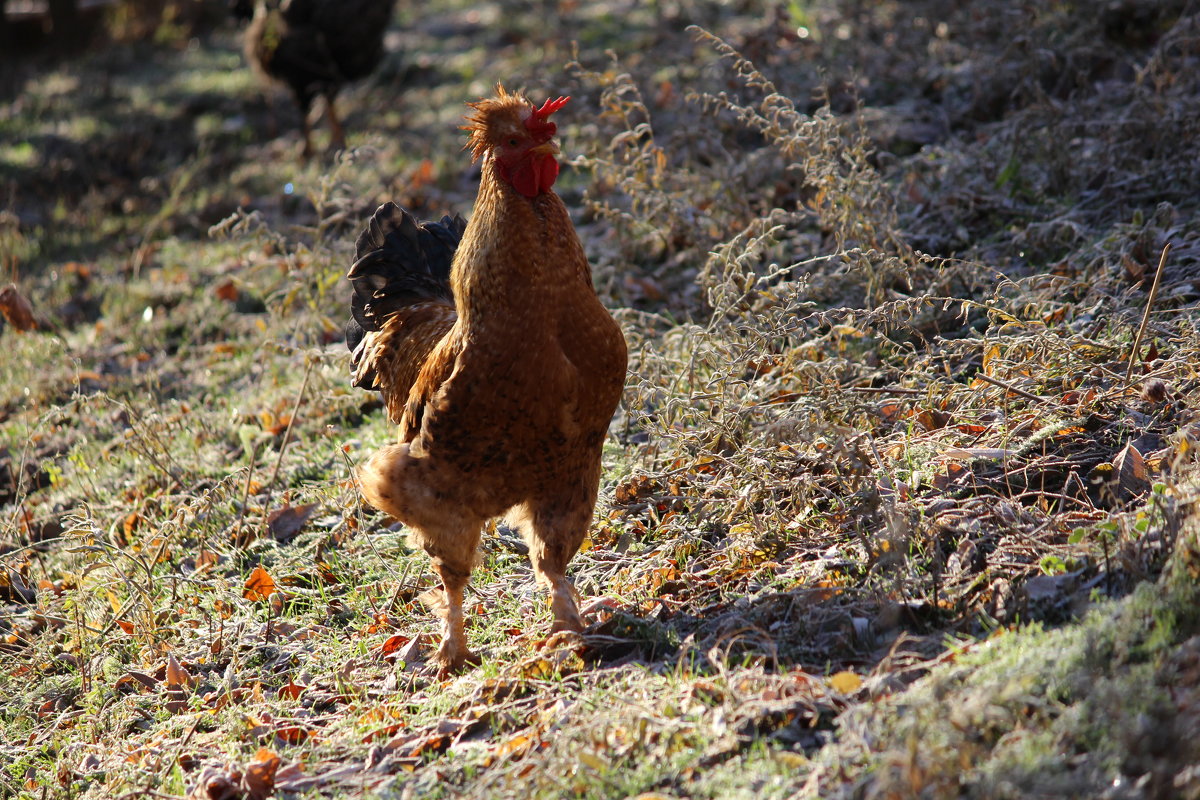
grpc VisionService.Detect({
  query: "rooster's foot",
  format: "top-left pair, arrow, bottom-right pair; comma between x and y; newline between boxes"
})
429,641 -> 480,678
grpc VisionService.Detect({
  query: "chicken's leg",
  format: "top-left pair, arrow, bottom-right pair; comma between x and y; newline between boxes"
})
325,94 -> 346,153
358,443 -> 484,673
299,113 -> 314,160
546,574 -> 583,633
521,501 -> 591,633
420,558 -> 481,674
294,93 -> 316,161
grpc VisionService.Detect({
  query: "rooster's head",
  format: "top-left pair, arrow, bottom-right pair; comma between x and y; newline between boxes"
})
464,85 -> 570,199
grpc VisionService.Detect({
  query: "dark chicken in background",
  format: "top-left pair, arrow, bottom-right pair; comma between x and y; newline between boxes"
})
231,0 -> 397,158
346,87 -> 628,673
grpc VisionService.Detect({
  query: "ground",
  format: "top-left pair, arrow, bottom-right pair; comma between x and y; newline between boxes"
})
2,0 -> 1200,798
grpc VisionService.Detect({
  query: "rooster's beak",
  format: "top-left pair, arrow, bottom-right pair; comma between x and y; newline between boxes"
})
529,141 -> 559,157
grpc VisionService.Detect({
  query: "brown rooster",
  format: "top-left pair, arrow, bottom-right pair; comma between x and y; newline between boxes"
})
234,0 -> 397,158
346,86 -> 628,673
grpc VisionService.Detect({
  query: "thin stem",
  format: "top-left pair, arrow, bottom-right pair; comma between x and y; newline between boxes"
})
1126,242 -> 1171,384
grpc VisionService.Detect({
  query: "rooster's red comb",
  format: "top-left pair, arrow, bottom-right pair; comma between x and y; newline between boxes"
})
525,96 -> 569,140
534,96 -> 570,120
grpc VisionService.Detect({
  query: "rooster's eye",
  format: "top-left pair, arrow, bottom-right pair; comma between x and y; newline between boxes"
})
508,138 -> 518,147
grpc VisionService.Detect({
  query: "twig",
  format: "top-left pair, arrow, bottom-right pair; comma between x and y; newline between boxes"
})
1126,242 -> 1171,384
231,444 -> 259,549
973,372 -> 1047,404
849,386 -> 927,396
29,614 -> 106,635
263,354 -> 316,508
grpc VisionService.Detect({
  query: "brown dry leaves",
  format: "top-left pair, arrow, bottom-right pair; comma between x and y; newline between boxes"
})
0,284 -> 36,331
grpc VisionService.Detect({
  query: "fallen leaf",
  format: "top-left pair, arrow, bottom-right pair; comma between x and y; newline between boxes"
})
195,549 -> 220,573
0,285 -> 36,331
623,274 -> 665,302
361,706 -> 408,741
982,343 -> 1002,375
190,764 -> 242,800
244,748 -> 280,800
274,724 -> 309,745
488,732 -> 535,764
166,652 -> 194,690
876,401 -> 907,425
395,634 -> 427,670
266,503 -> 317,543
259,409 -> 292,437
408,159 -> 435,191
1113,443 -> 1150,499
277,680 -> 307,700
120,671 -> 158,691
915,408 -> 951,431
243,566 -> 278,601
214,279 -> 240,304
932,461 -> 971,490
1122,253 -> 1145,283
379,634 -> 410,662
272,763 -> 311,792
518,656 -> 555,681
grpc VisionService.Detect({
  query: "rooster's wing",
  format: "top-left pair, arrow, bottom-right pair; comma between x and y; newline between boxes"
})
346,202 -> 465,430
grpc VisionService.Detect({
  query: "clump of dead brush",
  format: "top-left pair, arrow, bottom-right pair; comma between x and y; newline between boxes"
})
580,28 -> 923,514
581,19 -> 1200,673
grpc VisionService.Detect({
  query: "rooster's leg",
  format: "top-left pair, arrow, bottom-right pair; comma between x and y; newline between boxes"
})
546,575 -> 583,634
326,94 -> 346,152
299,113 -> 314,161
358,444 -> 483,672
424,561 -> 479,674
522,504 -> 590,633
294,94 -> 315,161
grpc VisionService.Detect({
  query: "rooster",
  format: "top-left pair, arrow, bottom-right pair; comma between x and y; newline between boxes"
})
346,86 -> 628,673
234,0 -> 397,158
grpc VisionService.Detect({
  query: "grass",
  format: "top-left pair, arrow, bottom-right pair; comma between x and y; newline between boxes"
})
2,0 -> 1200,797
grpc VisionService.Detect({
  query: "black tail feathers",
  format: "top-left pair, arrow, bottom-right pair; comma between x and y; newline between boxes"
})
345,202 -> 465,352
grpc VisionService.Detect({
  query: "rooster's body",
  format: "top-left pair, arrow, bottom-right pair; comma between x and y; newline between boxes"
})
236,0 -> 396,157
347,87 -> 628,672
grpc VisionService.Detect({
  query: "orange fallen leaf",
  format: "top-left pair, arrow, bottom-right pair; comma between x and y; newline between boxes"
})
244,748 -> 281,800
379,634 -> 410,661
876,401 -> 907,425
1113,443 -> 1150,499
408,158 -> 435,191
915,408 -> 950,431
488,732 -> 536,764
165,652 -> 194,690
244,566 -> 278,601
214,279 -> 241,304
195,549 -> 220,573
274,724 -> 309,745
277,680 -> 307,701
0,284 -> 36,331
